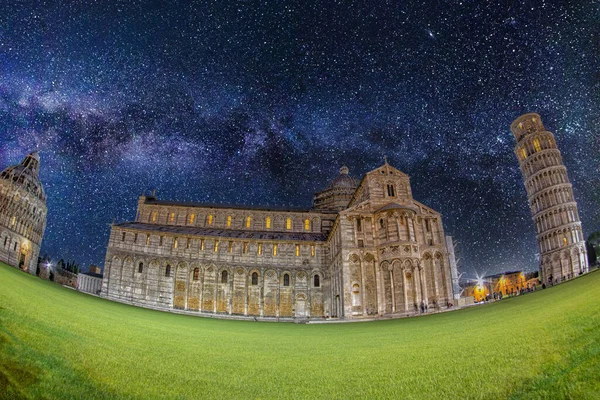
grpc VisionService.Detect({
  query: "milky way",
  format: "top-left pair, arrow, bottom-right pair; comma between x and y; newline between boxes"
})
0,1 -> 598,277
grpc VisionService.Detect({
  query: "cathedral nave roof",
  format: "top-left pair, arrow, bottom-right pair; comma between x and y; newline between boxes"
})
117,222 -> 327,241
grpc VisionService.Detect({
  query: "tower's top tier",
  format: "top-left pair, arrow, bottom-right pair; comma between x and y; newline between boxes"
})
510,113 -> 546,143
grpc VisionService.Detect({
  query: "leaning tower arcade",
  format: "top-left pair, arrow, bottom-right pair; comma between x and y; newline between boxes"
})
511,113 -> 588,285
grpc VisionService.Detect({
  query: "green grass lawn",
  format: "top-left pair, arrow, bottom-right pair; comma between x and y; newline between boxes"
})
1,262 -> 599,400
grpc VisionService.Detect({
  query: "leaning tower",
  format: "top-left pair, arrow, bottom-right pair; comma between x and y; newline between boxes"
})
511,113 -> 588,286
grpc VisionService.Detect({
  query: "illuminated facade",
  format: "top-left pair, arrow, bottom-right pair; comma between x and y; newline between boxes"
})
101,162 -> 454,320
511,113 -> 589,285
0,152 -> 47,274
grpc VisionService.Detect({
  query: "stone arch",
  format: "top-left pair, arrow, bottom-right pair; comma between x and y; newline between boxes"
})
215,266 -> 231,313
186,263 -> 202,311
201,264 -> 217,312
247,269 -> 262,316
380,261 -> 393,313
295,293 -> 307,318
172,262 -> 189,310
106,255 -> 123,296
230,267 -> 247,315
263,269 -> 279,317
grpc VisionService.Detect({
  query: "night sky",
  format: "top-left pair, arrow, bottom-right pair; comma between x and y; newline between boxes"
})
1,1 -> 598,278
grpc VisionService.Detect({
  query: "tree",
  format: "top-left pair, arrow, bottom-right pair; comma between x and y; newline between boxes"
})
587,232 -> 600,267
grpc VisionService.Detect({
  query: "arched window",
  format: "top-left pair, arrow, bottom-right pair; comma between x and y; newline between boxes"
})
304,219 -> 310,231
356,218 -> 362,232
173,237 -> 178,249
286,218 -> 292,230
295,244 -> 300,257
273,244 -> 278,256
214,240 -> 219,252
311,245 -> 315,257
563,237 -> 567,246
207,214 -> 213,226
387,184 -> 395,197
227,215 -> 232,227
533,138 -> 541,152
352,284 -> 361,306
169,213 -> 175,223
189,214 -> 195,224
122,232 -> 126,241
265,217 -> 271,229
221,270 -> 228,284
193,268 -> 199,281
283,273 -> 290,286
520,148 -> 527,160
314,274 -> 320,287
151,211 -> 157,222
165,264 -> 171,277
257,243 -> 263,255
138,262 -> 143,273
246,216 -> 252,228
146,234 -> 150,245
379,219 -> 385,229
251,272 -> 258,285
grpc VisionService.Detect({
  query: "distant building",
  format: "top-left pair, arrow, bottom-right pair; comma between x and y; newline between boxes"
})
462,270 -> 539,302
78,265 -> 103,295
101,162 -> 454,320
511,113 -> 588,285
0,152 -> 47,274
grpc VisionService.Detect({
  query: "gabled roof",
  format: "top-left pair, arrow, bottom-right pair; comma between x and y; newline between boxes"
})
365,162 -> 410,179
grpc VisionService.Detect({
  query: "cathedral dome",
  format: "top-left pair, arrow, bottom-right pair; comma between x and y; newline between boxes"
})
326,166 -> 358,190
0,152 -> 46,202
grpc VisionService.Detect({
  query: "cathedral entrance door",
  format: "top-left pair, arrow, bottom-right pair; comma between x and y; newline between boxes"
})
18,252 -> 26,270
295,294 -> 306,317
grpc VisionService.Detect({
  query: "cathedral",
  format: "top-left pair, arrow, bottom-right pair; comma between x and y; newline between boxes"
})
101,161 -> 454,320
0,152 -> 47,274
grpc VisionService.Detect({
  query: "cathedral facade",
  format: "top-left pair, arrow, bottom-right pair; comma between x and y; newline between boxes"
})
101,162 -> 454,320
0,152 -> 47,274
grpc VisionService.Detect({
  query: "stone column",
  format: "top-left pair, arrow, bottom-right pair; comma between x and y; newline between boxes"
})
414,267 -> 421,305
389,267 -> 395,313
360,260 -> 367,316
213,269 -> 217,313
419,266 -> 429,306
244,272 -> 249,316
376,263 -> 384,315
228,270 -> 233,315
275,271 -> 282,318
258,268 -> 265,317
307,271 -> 312,318
402,268 -> 408,312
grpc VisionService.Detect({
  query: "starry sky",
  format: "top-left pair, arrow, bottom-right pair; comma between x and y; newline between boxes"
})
0,1 -> 598,278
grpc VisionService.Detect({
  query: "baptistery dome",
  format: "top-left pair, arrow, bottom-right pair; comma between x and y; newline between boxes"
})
0,151 -> 47,274
0,152 -> 46,201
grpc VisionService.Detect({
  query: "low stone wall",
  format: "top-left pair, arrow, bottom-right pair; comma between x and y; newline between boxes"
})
53,269 -> 78,289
